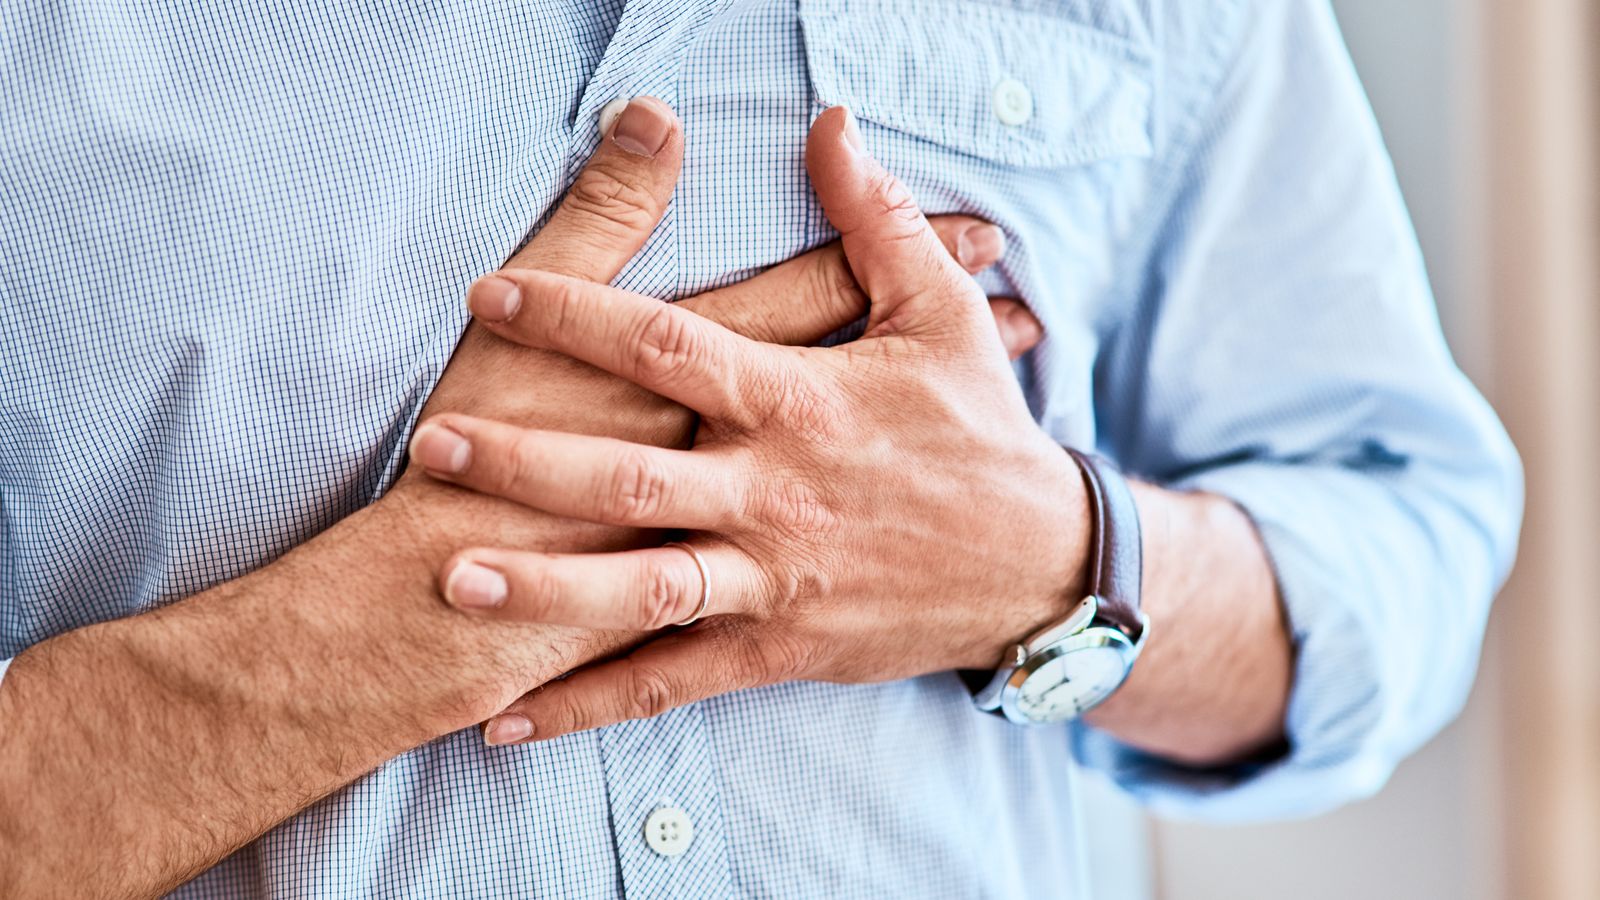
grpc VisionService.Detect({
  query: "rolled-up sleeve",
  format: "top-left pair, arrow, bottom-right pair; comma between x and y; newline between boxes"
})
1072,0 -> 1523,820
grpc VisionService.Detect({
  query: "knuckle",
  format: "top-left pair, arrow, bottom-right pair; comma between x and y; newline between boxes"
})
759,630 -> 818,681
598,448 -> 670,525
501,431 -> 547,495
728,366 -> 790,434
637,560 -> 689,630
753,479 -> 837,535
866,170 -> 921,225
537,278 -> 588,344
772,375 -> 843,445
622,664 -> 676,721
564,163 -> 661,233
708,626 -> 765,684
807,247 -> 868,319
539,689 -> 589,737
633,304 -> 705,386
514,560 -> 564,622
767,563 -> 829,616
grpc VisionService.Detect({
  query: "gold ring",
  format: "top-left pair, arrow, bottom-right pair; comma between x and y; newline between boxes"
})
664,541 -> 711,627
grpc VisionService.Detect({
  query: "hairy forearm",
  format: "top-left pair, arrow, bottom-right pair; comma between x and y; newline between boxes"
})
0,488 -> 642,897
1086,484 -> 1292,767
0,244 -> 861,893
0,348 -> 683,897
0,92 -> 891,893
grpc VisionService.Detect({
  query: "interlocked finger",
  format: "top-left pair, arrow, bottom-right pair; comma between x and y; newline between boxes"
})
411,415 -> 745,531
484,624 -> 773,744
466,269 -> 789,422
681,215 -> 1006,346
439,541 -> 763,631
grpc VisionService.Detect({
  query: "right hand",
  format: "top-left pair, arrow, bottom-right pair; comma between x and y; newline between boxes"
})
0,100 -> 1043,899
380,96 -> 1040,710
390,96 -> 1040,559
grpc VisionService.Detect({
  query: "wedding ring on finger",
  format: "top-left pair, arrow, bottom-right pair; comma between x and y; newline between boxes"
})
664,541 -> 711,627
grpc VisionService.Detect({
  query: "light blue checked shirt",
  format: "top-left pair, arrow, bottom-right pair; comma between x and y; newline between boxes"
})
0,0 -> 1520,896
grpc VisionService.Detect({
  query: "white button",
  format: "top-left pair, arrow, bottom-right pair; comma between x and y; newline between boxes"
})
992,78 -> 1033,126
643,806 -> 694,857
598,97 -> 630,137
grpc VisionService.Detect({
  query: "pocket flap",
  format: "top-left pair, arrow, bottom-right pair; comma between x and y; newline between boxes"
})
800,0 -> 1155,168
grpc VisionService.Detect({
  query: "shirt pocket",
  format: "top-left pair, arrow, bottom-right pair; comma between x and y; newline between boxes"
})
798,0 -> 1157,440
797,0 -> 1155,169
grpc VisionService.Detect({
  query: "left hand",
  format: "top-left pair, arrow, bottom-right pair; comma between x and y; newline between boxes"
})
417,107 -> 1090,744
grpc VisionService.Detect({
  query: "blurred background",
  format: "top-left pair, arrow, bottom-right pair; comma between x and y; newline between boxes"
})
1087,2 -> 1600,898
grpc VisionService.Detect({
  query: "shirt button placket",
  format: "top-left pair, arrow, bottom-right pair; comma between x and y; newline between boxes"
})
580,3 -> 737,896
598,709 -> 734,897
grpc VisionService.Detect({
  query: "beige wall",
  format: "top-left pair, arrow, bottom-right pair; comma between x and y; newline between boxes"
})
1482,0 -> 1600,896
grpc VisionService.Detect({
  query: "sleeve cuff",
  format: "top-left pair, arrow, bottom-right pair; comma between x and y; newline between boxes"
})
1074,460 -> 1493,822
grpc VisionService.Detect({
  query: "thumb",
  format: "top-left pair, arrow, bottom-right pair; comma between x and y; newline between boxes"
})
804,106 -> 986,337
504,96 -> 683,283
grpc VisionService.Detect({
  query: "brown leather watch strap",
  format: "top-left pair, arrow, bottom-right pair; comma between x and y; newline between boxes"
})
1064,448 -> 1145,642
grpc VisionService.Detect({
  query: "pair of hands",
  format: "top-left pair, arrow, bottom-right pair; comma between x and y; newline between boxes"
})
405,99 -> 1083,744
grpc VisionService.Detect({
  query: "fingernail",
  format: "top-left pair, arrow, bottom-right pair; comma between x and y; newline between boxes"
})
1007,303 -> 1043,346
598,96 -> 629,138
839,107 -> 864,154
411,423 -> 471,474
468,276 -> 521,323
994,314 -> 1018,351
611,97 -> 673,158
484,714 -> 533,746
445,560 -> 509,610
957,225 -> 1006,269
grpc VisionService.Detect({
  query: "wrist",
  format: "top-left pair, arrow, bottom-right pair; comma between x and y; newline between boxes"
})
329,498 -> 592,725
964,437 -> 1093,671
965,446 -> 1149,725
373,479 -> 650,721
1083,485 -> 1290,765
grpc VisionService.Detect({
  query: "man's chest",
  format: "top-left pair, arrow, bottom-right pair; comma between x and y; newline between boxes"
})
0,0 -> 1157,644
3,0 -> 1158,390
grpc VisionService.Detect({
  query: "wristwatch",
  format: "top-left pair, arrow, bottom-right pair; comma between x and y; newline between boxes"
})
965,448 -> 1150,725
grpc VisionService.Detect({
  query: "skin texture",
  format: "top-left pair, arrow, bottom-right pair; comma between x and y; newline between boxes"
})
0,98 -> 1037,898
0,96 -> 1286,897
421,108 -> 1292,767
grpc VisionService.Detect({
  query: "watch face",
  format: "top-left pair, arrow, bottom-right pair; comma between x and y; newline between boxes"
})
1010,631 -> 1136,724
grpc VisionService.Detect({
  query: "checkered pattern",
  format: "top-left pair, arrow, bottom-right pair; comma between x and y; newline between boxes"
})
0,0 -> 1520,896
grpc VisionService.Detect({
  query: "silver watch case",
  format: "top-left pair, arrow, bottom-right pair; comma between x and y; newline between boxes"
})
974,595 -> 1151,725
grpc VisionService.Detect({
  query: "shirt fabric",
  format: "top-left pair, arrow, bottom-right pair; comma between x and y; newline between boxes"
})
0,0 -> 1521,897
